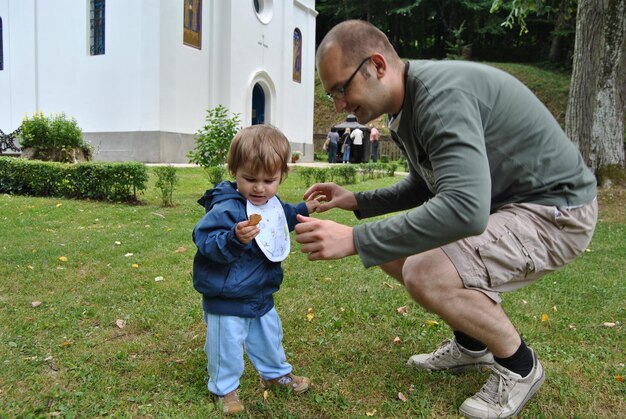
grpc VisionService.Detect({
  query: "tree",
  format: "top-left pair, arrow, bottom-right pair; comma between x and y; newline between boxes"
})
492,0 -> 626,174
565,0 -> 625,173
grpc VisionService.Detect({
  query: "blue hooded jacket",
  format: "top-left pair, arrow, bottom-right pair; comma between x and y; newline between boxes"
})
192,181 -> 309,317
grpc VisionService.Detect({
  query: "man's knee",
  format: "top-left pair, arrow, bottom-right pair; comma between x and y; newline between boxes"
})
402,249 -> 462,305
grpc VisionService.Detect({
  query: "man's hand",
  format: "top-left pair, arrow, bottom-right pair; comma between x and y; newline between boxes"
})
303,182 -> 358,213
295,214 -> 357,260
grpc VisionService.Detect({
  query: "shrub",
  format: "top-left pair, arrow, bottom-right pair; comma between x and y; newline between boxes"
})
153,166 -> 178,206
188,105 -> 241,168
205,165 -> 227,186
20,112 -> 85,149
0,157 -> 148,202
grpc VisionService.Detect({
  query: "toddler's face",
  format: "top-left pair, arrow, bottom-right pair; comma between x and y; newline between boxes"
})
233,167 -> 281,206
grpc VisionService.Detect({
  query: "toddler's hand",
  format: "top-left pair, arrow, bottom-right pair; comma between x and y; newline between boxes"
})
305,197 -> 321,214
236,220 -> 260,244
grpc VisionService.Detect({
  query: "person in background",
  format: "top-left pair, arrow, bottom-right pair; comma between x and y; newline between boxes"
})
341,127 -> 352,163
295,20 -> 597,418
192,125 -> 319,415
369,124 -> 380,162
326,127 -> 340,163
350,127 -> 364,163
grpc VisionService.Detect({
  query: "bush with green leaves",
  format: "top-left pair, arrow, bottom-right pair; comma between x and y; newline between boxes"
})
187,105 -> 241,168
153,166 -> 178,206
19,112 -> 85,150
0,157 -> 148,202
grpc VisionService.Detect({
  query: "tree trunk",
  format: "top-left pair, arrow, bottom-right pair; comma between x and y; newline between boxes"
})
565,0 -> 626,173
548,0 -> 569,63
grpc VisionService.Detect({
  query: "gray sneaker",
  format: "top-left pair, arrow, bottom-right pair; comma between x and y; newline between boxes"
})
459,349 -> 545,418
407,338 -> 494,372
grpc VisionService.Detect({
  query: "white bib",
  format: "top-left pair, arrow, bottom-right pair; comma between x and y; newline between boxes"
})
246,196 -> 290,262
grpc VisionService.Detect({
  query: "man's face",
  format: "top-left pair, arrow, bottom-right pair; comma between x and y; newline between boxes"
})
317,45 -> 385,124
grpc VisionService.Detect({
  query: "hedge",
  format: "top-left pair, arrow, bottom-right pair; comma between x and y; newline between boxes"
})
0,157 -> 148,202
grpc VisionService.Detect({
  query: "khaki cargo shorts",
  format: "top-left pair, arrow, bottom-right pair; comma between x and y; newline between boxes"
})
441,199 -> 598,303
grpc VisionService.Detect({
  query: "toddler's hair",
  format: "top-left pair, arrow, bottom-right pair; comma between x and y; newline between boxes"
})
227,125 -> 291,181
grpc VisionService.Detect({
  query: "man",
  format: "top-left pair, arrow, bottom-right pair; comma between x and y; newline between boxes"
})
326,127 -> 340,163
350,127 -> 364,163
369,124 -> 380,162
295,20 -> 597,418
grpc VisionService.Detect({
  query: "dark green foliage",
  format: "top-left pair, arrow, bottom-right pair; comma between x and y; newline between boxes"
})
0,157 -> 148,202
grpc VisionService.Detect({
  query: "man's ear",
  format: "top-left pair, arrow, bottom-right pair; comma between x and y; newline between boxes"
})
370,53 -> 387,78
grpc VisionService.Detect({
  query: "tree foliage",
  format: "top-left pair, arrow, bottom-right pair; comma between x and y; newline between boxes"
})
315,0 -> 576,63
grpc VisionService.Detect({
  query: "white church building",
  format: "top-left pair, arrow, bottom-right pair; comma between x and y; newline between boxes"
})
0,0 -> 318,162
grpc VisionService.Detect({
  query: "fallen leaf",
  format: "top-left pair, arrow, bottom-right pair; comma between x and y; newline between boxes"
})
131,263 -> 139,268
552,305 -> 558,312
603,322 -> 616,328
393,336 -> 402,345
32,248 -> 37,253
306,308 -> 314,322
124,253 -> 134,257
28,265 -> 34,270
31,301 -> 42,308
396,306 -> 409,316
58,256 -> 68,262
383,282 -> 394,288
425,319 -> 439,326
616,375 -> 624,382
60,340 -> 72,347
115,319 -> 126,329
44,356 -> 53,362
541,314 -> 549,322
114,241 -> 121,245
366,409 -> 377,416
398,392 -> 407,402
568,324 -> 577,330
175,246 -> 187,253
154,276 -> 164,282
263,390 -> 269,402
522,299 -> 528,305
55,203 -> 62,208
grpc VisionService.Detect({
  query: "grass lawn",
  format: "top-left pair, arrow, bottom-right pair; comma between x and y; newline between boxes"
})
1,167 -> 624,418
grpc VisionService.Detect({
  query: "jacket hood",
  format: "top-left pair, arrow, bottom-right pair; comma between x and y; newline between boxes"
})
197,181 -> 243,212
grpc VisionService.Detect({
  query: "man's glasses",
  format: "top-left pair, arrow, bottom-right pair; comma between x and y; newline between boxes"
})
325,57 -> 371,100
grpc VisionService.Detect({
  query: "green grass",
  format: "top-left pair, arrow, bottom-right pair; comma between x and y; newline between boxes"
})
1,167 -> 624,418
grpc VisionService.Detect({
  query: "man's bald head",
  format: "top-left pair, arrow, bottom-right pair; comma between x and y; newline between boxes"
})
316,20 -> 400,69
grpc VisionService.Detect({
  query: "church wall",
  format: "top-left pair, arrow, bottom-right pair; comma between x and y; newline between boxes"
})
0,0 -> 38,133
1,0 -> 316,163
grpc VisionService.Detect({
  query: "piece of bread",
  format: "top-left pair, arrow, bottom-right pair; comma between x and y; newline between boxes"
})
249,213 -> 262,226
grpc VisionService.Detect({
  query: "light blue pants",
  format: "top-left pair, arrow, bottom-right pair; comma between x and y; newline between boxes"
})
203,308 -> 292,396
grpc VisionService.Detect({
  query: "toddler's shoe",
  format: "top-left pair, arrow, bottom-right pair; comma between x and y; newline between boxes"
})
260,373 -> 311,394
214,389 -> 244,415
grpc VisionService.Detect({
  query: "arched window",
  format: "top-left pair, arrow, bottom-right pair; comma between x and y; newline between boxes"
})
89,0 -> 105,55
293,28 -> 302,83
0,17 -> 4,70
183,0 -> 202,49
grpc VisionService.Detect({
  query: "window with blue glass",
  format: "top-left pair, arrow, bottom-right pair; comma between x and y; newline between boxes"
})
293,28 -> 302,83
90,0 -> 105,55
0,17 -> 4,70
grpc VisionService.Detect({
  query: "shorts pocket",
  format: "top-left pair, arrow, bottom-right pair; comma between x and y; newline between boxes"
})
477,217 -> 544,288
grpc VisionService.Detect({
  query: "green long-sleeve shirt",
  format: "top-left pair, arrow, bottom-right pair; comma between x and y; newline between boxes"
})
353,61 -> 596,268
